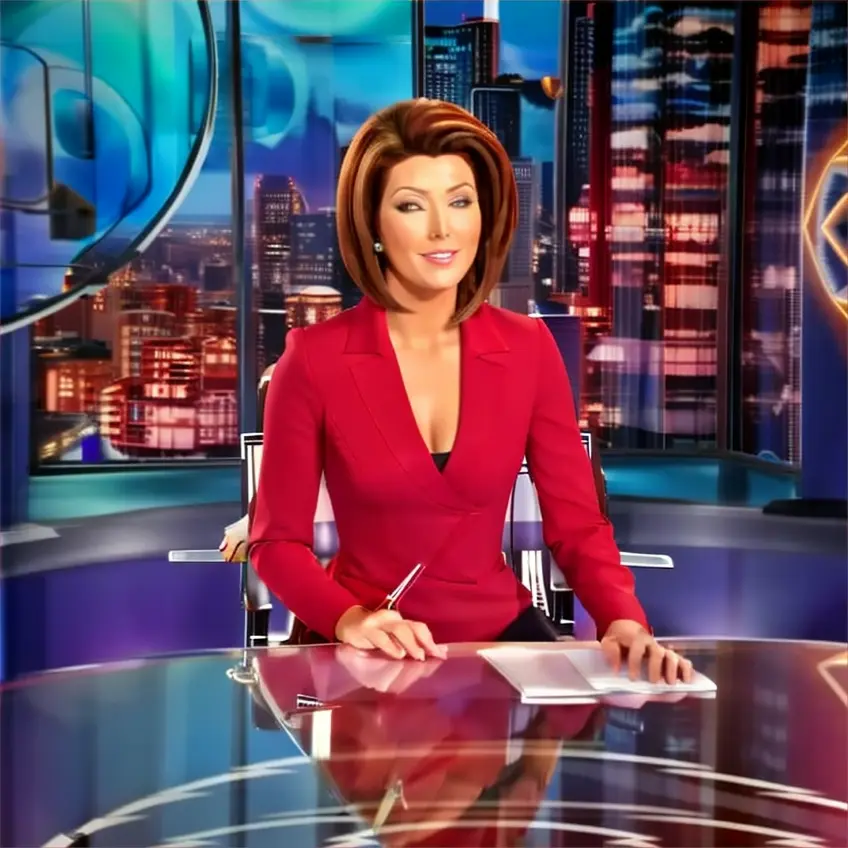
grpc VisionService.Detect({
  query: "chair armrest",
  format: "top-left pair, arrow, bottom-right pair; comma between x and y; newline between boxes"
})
168,549 -> 224,562
619,552 -> 674,569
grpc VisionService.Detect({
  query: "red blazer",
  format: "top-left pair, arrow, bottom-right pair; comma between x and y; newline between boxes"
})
249,297 -> 648,643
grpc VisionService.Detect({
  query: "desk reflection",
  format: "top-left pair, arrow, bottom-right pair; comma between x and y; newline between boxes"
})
2,641 -> 844,848
253,647 -> 601,847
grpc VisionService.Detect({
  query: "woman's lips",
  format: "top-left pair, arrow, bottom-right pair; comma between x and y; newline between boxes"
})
420,250 -> 458,266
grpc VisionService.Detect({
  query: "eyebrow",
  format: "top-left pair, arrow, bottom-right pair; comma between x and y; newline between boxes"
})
390,182 -> 475,197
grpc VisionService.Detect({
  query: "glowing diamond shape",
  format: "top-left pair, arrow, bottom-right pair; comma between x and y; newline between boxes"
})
817,649 -> 848,708
804,140 -> 848,320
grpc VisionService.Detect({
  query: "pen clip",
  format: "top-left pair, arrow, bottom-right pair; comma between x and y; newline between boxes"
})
384,563 -> 425,610
373,778 -> 406,830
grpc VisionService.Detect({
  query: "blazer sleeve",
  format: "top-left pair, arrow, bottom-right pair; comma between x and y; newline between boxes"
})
525,319 -> 650,637
248,328 -> 360,640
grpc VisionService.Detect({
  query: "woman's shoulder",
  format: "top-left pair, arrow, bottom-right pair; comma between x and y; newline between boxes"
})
279,305 -> 366,393
476,302 -> 544,347
289,304 -> 358,356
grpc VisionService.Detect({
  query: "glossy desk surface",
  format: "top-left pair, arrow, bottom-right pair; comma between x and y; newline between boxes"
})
1,640 -> 846,847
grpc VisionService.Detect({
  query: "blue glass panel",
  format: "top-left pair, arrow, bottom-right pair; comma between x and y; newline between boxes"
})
0,0 -> 216,328
242,0 -> 412,42
0,46 -> 51,208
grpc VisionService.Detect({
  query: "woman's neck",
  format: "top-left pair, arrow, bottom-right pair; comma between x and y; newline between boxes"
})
384,276 -> 458,350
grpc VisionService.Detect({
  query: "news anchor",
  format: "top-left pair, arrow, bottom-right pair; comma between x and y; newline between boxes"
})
249,98 -> 691,684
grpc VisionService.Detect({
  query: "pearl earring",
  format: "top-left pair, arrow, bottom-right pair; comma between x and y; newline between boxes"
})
373,241 -> 384,254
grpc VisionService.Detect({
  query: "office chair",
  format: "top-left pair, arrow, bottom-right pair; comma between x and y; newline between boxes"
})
240,366 -> 275,648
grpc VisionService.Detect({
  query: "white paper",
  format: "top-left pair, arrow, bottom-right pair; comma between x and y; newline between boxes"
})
480,645 -> 716,704
565,647 -> 716,695
479,647 -> 597,703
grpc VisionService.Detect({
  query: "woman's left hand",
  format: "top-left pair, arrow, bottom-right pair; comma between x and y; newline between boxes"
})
601,620 -> 693,684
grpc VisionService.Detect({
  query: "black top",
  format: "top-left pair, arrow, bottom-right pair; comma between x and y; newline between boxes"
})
431,451 -> 451,472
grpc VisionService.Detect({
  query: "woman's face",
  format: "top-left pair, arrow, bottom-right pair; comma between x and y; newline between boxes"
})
376,154 -> 482,300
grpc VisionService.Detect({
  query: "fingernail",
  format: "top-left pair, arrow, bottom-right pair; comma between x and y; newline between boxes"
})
218,541 -> 226,551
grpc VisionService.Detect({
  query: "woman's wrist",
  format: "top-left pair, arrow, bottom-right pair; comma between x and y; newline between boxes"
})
334,604 -> 369,641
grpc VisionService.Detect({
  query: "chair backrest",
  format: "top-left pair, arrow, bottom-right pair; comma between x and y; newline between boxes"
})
240,433 -> 273,613
239,364 -> 276,617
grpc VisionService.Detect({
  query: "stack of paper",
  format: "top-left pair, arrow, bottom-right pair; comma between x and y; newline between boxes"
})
480,645 -> 717,705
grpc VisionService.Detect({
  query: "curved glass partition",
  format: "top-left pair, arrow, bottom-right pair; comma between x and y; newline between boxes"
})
0,0 -> 217,331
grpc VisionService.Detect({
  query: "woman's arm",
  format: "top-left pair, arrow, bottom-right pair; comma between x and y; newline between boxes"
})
248,329 -> 361,640
525,319 -> 649,637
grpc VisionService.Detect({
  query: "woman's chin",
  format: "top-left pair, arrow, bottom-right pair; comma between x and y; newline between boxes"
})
398,278 -> 463,301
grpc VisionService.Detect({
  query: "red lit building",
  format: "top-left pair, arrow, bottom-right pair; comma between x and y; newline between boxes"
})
99,333 -> 237,457
121,282 -> 199,328
285,285 -> 343,328
116,310 -> 178,378
41,348 -> 113,415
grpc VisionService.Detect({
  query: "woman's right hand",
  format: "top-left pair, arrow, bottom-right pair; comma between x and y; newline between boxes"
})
334,606 -> 447,661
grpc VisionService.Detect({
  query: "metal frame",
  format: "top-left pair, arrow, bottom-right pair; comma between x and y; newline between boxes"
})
239,432 -> 272,647
227,0 -> 257,437
410,0 -> 425,98
717,0 -> 760,452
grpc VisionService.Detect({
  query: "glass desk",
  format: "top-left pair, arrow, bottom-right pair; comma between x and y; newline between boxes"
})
1,640 -> 845,847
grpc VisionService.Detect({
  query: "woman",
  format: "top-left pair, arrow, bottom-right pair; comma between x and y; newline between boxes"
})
249,98 -> 691,684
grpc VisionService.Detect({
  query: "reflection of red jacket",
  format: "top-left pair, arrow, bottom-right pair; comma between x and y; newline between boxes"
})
255,649 -> 601,847
249,297 -> 649,643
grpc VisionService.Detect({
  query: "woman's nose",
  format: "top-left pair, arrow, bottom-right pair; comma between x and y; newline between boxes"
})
428,207 -> 449,240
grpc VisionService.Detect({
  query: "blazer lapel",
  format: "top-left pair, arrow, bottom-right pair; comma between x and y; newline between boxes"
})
344,299 -> 511,513
345,299 -> 459,511
444,304 -> 510,505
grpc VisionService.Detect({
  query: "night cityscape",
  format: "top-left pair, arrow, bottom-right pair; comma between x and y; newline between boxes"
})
28,0 -> 813,466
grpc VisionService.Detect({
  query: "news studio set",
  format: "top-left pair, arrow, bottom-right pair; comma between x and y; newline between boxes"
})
0,1 -> 846,845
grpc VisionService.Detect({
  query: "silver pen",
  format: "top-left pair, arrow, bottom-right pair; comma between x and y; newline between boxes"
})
375,563 -> 426,611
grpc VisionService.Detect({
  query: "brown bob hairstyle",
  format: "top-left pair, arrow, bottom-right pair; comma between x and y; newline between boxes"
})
336,98 -> 518,323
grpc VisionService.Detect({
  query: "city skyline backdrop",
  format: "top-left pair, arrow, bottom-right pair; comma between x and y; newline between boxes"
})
3,0 -> 843,472
175,0 -> 560,219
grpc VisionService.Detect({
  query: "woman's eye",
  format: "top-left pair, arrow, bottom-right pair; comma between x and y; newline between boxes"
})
395,201 -> 422,213
451,197 -> 473,208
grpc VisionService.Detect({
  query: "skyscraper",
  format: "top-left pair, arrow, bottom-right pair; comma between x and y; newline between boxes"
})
291,211 -> 336,291
253,175 -> 306,300
253,175 -> 306,370
600,4 -> 734,448
424,16 -> 500,108
559,8 -> 595,295
470,83 -> 521,158
496,158 -> 540,314
742,1 -> 811,463
569,15 -> 593,193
